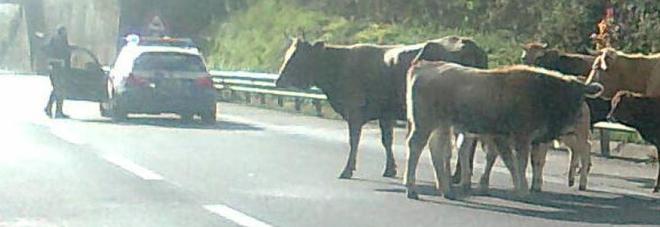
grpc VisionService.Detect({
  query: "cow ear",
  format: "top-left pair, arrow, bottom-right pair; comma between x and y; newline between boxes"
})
313,41 -> 325,49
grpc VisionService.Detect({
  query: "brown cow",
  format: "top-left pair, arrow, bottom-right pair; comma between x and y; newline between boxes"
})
587,48 -> 660,98
607,91 -> 660,193
522,43 -> 595,76
276,37 -> 487,179
405,61 -> 603,199
518,43 -> 599,190
521,42 -> 612,124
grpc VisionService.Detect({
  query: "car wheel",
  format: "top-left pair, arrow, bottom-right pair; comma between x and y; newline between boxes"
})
200,105 -> 217,125
180,113 -> 194,123
111,95 -> 128,122
99,102 -> 111,117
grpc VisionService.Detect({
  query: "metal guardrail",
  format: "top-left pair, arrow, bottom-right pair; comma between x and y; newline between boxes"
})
210,70 -> 327,116
209,70 -> 644,157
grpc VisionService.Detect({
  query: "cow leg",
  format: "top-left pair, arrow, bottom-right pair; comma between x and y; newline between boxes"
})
339,120 -> 364,179
453,135 -> 477,184
458,136 -> 477,193
513,136 -> 532,196
404,125 -> 431,199
530,143 -> 549,192
578,143 -> 592,191
379,118 -> 397,178
478,139 -> 498,192
564,135 -> 579,187
429,125 -> 455,199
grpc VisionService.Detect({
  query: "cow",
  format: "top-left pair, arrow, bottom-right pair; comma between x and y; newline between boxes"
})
607,91 -> 660,193
276,36 -> 487,180
521,42 -> 611,124
404,60 -> 603,199
515,43 -> 606,190
587,48 -> 660,98
476,103 -> 592,192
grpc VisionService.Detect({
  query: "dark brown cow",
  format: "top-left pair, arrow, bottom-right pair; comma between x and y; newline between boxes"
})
522,43 -> 595,76
521,43 -> 611,124
608,91 -> 660,193
276,36 -> 487,179
405,61 -> 603,199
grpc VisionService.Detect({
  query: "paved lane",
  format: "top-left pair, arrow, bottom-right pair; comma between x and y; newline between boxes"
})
0,75 -> 658,226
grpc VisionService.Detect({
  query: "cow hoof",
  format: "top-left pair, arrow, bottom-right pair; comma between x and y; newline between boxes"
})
515,189 -> 530,198
531,187 -> 542,193
382,168 -> 397,178
407,190 -> 419,200
568,179 -> 575,187
338,170 -> 353,179
578,185 -> 587,191
443,192 -> 458,200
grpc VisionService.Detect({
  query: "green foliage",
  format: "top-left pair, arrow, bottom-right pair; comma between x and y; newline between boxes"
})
207,0 -> 521,71
206,0 -> 660,71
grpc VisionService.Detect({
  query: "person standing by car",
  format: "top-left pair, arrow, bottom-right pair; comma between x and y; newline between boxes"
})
44,26 -> 71,118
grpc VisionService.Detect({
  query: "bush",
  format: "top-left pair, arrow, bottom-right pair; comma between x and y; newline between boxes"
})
207,0 -> 522,71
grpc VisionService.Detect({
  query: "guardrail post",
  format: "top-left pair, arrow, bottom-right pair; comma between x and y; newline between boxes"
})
277,97 -> 284,107
245,92 -> 252,104
600,129 -> 611,157
294,98 -> 302,112
260,94 -> 266,105
313,99 -> 323,117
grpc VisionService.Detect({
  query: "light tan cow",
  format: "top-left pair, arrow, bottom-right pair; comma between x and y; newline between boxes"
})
404,61 -> 603,199
587,48 -> 660,98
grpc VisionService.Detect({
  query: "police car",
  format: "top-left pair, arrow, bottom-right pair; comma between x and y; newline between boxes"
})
102,35 -> 217,124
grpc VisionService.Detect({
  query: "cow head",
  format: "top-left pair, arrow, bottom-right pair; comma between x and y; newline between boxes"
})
586,48 -> 621,98
521,43 -> 565,72
415,42 -> 452,63
276,38 -> 325,89
607,90 -> 642,124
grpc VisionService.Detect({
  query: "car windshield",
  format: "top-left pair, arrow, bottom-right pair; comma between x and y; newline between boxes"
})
133,52 -> 206,72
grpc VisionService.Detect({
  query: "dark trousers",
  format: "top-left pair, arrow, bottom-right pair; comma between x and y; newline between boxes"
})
45,90 -> 64,115
45,59 -> 67,116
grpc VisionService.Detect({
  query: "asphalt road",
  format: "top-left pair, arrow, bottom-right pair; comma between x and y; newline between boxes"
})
0,75 -> 659,227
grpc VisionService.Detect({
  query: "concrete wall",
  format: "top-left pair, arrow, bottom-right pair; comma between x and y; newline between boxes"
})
0,4 -> 31,72
41,0 -> 120,65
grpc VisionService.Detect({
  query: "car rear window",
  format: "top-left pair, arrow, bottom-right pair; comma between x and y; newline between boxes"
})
133,52 -> 207,72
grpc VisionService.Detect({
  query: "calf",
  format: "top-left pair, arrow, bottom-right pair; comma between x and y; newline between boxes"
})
608,91 -> 660,192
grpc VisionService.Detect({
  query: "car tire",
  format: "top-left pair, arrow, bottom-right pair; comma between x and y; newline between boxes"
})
180,113 -> 194,123
111,95 -> 128,122
100,102 -> 111,117
200,105 -> 217,125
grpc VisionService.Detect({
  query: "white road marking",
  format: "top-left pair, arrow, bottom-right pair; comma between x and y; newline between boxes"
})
204,204 -> 273,227
103,154 -> 164,180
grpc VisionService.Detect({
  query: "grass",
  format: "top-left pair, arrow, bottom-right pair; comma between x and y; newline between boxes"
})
205,0 -> 521,71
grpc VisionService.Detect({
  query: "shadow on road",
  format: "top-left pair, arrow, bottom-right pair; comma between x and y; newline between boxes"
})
376,184 -> 660,225
590,173 -> 658,192
79,117 -> 263,131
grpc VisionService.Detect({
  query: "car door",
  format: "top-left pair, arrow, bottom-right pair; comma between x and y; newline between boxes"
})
56,46 -> 109,102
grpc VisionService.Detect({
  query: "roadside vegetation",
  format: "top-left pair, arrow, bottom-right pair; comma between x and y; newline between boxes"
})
205,0 -> 659,71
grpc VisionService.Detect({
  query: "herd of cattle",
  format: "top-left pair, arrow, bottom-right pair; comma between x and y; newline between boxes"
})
275,36 -> 660,199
